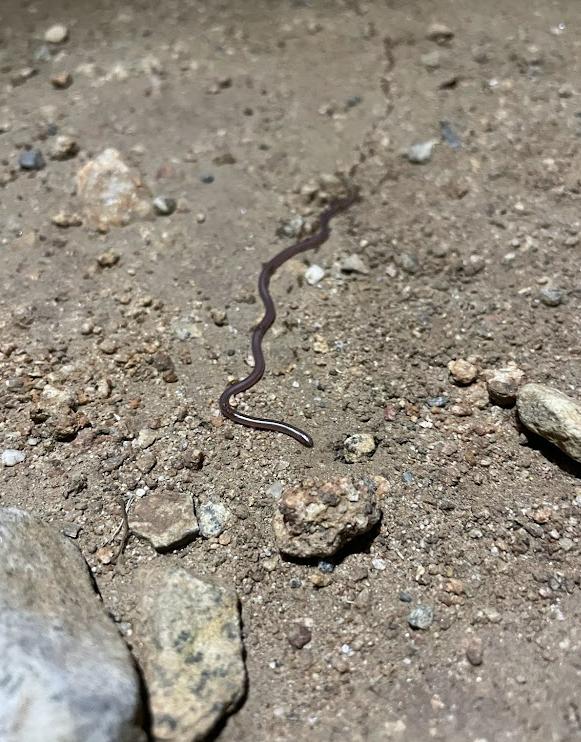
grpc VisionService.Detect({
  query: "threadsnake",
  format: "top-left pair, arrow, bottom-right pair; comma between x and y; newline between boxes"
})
219,191 -> 358,448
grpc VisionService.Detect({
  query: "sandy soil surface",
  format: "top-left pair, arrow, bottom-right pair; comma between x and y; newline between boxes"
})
1,1 -> 581,740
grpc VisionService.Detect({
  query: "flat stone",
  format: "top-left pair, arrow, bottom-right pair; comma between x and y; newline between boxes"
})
129,491 -> 198,551
76,148 -> 151,230
273,476 -> 386,558
342,433 -> 377,463
517,383 -> 581,463
135,564 -> 246,742
0,508 -> 144,742
340,254 -> 369,274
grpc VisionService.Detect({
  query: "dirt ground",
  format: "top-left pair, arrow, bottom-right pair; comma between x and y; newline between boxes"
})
1,0 -> 581,740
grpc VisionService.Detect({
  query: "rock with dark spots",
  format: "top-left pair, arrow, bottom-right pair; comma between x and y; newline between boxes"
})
539,287 -> 563,307
49,134 -> 79,160
0,508 -> 144,741
273,476 -> 387,558
517,383 -> 581,463
342,433 -> 377,463
18,148 -> 45,170
128,491 -> 198,551
198,501 -> 229,538
76,148 -> 151,230
136,565 -> 246,742
485,364 -> 525,407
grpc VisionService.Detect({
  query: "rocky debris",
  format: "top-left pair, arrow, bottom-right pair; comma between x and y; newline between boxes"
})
152,195 -> 177,216
406,140 -> 436,164
18,148 -> 45,171
49,134 -> 79,161
448,358 -> 478,385
136,565 -> 246,742
539,287 -> 564,307
50,71 -> 73,89
1,449 -> 25,467
128,490 -> 198,551
0,508 -> 144,741
197,500 -> 229,538
44,24 -> 69,44
273,476 -> 386,558
485,364 -> 526,407
408,605 -> 434,630
305,264 -> 325,285
517,383 -> 581,463
76,148 -> 151,230
287,623 -> 312,649
342,433 -> 377,463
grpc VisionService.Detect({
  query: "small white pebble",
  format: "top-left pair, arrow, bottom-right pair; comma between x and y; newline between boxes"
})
45,24 -> 69,44
305,264 -> 325,285
2,449 -> 26,467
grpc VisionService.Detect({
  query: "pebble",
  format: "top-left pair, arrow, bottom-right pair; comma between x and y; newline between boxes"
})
200,173 -> 215,184
427,395 -> 448,408
18,149 -> 45,171
197,500 -> 229,538
399,591 -> 413,603
152,195 -> 177,216
426,22 -> 454,44
342,433 -> 377,464
128,491 -> 198,551
76,148 -> 151,230
539,287 -> 563,307
340,254 -> 370,274
50,71 -> 73,89
136,564 -> 245,742
273,475 -> 387,558
448,358 -> 478,385
408,604 -> 434,630
466,636 -> 483,666
395,252 -> 419,274
287,624 -> 312,649
49,134 -> 79,161
406,140 -> 436,164
0,508 -> 143,740
44,24 -> 68,44
305,264 -> 325,285
517,383 -> 581,463
1,449 -> 26,467
371,557 -> 387,571
135,428 -> 157,449
485,364 -> 526,407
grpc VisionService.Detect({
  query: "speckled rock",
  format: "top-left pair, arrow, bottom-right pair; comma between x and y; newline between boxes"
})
197,500 -> 229,538
128,490 -> 198,551
485,364 -> 526,407
0,508 -> 144,742
76,148 -> 151,230
136,564 -> 246,742
273,476 -> 387,558
517,383 -> 581,463
343,433 -> 377,463
448,358 -> 478,385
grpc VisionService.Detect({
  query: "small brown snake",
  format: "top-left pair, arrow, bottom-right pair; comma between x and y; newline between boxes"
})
219,191 -> 358,447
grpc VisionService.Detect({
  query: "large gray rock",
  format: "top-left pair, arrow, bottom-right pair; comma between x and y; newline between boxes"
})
135,565 -> 246,741
0,508 -> 144,742
517,383 -> 581,463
